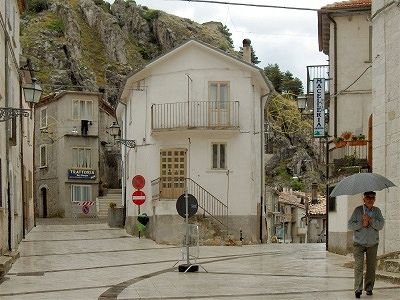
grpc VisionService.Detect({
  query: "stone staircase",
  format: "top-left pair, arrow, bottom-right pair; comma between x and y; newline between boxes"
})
96,189 -> 123,218
0,251 -> 20,280
376,251 -> 400,284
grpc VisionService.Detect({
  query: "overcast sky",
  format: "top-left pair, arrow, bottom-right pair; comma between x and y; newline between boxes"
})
107,0 -> 333,91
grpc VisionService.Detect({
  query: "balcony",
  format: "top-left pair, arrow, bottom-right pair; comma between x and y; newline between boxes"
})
330,140 -> 371,177
151,101 -> 239,132
306,65 -> 330,95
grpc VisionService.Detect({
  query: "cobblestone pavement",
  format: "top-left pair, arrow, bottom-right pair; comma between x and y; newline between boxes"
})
0,220 -> 399,300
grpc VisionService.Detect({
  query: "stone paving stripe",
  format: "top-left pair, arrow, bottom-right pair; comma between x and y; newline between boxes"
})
15,271 -> 45,276
20,246 -> 180,257
99,251 -> 286,299
29,228 -> 122,233
205,271 -> 354,279
0,284 -> 112,297
22,236 -> 131,242
116,286 -> 400,300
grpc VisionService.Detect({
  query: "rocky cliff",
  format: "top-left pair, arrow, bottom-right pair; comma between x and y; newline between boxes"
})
21,0 -> 234,106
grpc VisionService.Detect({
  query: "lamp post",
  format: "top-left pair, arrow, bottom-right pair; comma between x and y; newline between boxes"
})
109,122 -> 136,148
0,78 -> 43,121
296,95 -> 307,113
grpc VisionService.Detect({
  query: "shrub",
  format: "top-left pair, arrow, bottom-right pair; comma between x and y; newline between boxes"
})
109,202 -> 117,209
28,0 -> 49,13
47,18 -> 64,34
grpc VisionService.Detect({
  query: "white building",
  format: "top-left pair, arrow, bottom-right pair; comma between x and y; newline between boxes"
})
117,39 -> 273,243
317,0 -> 373,254
1,0 -> 35,260
372,0 -> 400,254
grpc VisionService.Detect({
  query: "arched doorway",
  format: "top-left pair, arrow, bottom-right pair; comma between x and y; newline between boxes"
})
40,187 -> 47,218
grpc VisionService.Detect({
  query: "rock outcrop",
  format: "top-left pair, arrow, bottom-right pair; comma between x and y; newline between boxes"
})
21,0 -> 234,107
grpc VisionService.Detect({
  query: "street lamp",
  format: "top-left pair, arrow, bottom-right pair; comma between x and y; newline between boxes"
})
296,95 -> 307,113
0,78 -> 43,122
109,122 -> 136,148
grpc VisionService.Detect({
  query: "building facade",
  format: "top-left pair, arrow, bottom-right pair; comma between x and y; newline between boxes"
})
34,91 -> 118,218
372,0 -> 400,254
0,0 -> 34,256
318,0 -> 373,254
117,39 -> 273,244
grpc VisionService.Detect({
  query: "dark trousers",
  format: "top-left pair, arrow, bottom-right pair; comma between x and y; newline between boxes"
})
353,243 -> 378,292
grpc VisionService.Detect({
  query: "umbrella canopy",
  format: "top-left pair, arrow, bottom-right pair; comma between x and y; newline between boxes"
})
330,173 -> 396,197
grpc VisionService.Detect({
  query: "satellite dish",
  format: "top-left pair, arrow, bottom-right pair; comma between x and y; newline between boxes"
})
176,194 -> 198,218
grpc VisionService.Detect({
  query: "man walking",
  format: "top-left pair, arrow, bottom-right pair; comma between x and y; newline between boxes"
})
348,191 -> 385,298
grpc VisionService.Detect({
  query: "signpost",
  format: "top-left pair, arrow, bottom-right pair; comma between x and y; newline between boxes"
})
132,190 -> 146,206
132,175 -> 146,238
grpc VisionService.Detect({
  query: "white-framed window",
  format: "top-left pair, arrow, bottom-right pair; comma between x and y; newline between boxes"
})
72,99 -> 93,120
211,143 -> 226,170
71,185 -> 92,202
40,107 -> 47,129
209,81 -> 229,109
72,147 -> 92,169
39,145 -> 47,168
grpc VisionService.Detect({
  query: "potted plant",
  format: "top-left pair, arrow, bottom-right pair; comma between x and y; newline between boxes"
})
349,133 -> 367,146
341,131 -> 353,141
333,136 -> 346,148
107,202 -> 124,228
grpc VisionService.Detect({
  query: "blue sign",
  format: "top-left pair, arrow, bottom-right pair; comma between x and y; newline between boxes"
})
68,169 -> 96,180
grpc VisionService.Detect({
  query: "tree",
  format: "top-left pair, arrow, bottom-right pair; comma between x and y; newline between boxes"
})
264,64 -> 303,96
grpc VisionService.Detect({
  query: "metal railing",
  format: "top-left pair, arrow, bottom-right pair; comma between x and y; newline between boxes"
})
329,140 -> 372,177
151,101 -> 239,131
306,65 -> 330,95
151,177 -> 228,228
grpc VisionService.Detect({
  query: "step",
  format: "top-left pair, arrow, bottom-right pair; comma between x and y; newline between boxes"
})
0,256 -> 13,278
376,270 -> 400,285
107,189 -> 122,194
379,259 -> 400,273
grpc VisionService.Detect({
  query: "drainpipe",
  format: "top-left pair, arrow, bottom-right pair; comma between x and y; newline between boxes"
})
327,14 -> 338,137
19,73 -> 25,239
119,101 -> 128,226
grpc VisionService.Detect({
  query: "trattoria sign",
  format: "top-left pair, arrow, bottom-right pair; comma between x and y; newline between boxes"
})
68,169 -> 96,180
313,78 -> 326,138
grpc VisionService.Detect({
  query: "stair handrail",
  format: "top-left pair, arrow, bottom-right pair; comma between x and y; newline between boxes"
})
185,178 -> 228,228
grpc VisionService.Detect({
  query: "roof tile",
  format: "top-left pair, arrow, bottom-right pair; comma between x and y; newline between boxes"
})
322,0 -> 371,10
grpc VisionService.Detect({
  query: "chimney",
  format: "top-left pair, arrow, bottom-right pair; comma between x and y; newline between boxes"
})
242,38 -> 252,63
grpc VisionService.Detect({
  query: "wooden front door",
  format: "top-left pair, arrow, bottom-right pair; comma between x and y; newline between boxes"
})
160,148 -> 187,199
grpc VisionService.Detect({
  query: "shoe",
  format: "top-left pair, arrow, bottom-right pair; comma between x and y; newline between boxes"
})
355,291 -> 362,298
366,290 -> 373,295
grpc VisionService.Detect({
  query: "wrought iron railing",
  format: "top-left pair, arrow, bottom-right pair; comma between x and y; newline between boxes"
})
306,65 -> 330,95
151,177 -> 228,228
151,101 -> 239,131
330,140 -> 372,177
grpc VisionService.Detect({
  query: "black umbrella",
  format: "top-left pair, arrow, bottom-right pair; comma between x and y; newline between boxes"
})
330,172 -> 396,197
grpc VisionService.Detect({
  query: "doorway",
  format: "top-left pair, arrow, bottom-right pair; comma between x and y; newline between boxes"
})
160,148 -> 187,199
41,187 -> 47,218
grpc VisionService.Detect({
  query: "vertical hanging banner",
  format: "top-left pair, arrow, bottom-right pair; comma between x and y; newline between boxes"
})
313,78 -> 326,138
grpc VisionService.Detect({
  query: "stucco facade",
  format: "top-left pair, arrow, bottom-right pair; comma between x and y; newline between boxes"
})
0,0 -> 33,255
118,40 -> 273,244
318,1 -> 373,254
34,91 -> 118,218
372,0 -> 400,254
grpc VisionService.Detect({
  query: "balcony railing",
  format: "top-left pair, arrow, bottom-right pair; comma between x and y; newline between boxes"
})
306,65 -> 330,95
330,140 -> 371,177
151,101 -> 239,131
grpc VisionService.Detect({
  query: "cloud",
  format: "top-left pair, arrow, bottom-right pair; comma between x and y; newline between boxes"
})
106,0 -> 333,89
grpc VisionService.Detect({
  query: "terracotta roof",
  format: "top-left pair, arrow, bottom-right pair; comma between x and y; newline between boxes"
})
278,192 -> 305,209
322,0 -> 371,10
309,198 -> 326,216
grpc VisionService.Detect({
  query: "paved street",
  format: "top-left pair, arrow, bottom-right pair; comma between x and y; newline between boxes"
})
0,220 -> 399,300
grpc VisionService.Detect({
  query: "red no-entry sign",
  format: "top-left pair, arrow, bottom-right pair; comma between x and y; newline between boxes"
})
132,190 -> 146,206
132,175 -> 145,190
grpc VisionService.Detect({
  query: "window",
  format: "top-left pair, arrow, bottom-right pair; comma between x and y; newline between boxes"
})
72,147 -> 92,169
72,99 -> 93,120
209,82 -> 229,109
40,107 -> 47,129
40,145 -> 47,168
71,185 -> 92,202
212,143 -> 226,169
